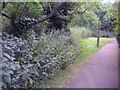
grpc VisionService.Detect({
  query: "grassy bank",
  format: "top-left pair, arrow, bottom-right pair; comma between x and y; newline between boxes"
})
44,37 -> 116,88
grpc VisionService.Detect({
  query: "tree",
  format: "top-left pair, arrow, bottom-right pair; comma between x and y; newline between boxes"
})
1,2 -> 66,37
43,2 -> 77,32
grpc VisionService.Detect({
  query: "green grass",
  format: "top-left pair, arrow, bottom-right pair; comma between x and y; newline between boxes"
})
44,37 -> 116,88
77,37 -> 116,64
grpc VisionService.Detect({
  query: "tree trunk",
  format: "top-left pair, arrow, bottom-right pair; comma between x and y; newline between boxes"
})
116,35 -> 120,48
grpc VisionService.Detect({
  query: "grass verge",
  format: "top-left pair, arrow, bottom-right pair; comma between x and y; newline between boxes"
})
44,37 -> 116,88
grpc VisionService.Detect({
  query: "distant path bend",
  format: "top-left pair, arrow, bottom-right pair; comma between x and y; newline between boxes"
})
63,41 -> 118,88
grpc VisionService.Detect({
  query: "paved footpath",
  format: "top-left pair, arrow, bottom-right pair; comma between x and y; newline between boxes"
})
62,41 -> 118,88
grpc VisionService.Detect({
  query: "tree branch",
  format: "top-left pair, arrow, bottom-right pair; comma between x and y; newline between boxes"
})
1,2 -> 66,26
31,2 -> 66,25
76,7 -> 91,15
75,3 -> 94,15
1,13 -> 11,19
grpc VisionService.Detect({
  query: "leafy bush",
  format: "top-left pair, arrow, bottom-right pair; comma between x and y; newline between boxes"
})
70,27 -> 93,39
2,33 -> 25,89
2,30 -> 81,89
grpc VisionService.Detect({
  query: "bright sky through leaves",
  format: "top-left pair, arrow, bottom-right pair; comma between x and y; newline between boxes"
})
102,0 -> 115,3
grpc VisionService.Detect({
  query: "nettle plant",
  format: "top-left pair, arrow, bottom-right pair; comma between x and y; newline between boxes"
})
2,30 -> 81,89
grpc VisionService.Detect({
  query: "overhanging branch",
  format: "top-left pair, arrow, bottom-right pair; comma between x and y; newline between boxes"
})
76,5 -> 93,15
75,4 -> 94,15
1,1 -> 66,29
31,2 -> 66,25
1,13 -> 11,19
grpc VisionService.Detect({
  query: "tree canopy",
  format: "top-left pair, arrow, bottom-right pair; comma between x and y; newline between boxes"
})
2,2 -> 118,37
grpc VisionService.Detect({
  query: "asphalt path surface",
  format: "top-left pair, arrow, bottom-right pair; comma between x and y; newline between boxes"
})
63,41 -> 118,88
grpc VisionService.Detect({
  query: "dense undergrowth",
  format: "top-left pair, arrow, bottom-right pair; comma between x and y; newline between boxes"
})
2,29 -> 82,89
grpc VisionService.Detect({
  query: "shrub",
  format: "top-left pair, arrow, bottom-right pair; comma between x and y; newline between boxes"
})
70,27 -> 93,39
2,33 -> 26,89
2,30 -> 81,89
